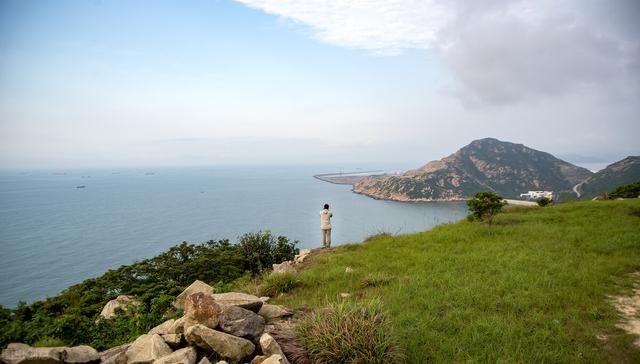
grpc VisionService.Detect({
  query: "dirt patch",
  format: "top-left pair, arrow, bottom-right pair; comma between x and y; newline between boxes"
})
612,272 -> 640,348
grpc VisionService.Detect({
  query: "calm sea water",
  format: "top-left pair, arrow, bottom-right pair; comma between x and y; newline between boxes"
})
0,165 -> 468,307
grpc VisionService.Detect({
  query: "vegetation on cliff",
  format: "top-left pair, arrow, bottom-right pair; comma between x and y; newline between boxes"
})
273,200 -> 640,363
580,157 -> 640,199
0,231 -> 298,350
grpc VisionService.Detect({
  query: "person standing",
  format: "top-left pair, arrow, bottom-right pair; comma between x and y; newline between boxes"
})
320,203 -> 333,248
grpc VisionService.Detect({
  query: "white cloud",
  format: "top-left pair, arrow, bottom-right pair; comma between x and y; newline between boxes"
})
234,0 -> 640,105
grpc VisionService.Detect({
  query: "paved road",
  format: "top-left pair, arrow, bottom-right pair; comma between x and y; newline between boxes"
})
573,182 -> 584,198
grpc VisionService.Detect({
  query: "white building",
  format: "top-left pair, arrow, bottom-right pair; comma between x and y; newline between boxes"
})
519,190 -> 554,200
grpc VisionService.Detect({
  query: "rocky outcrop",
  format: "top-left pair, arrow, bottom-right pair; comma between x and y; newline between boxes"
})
125,335 -> 172,364
353,137 -> 593,201
184,292 -> 221,329
258,305 -> 293,322
149,320 -> 176,335
174,281 -> 214,310
211,292 -> 263,313
184,324 -> 255,362
100,295 -> 142,319
99,343 -> 130,364
219,306 -> 265,340
1,343 -> 100,364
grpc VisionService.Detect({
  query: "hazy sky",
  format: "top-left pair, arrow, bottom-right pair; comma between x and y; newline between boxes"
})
1,0 -> 638,169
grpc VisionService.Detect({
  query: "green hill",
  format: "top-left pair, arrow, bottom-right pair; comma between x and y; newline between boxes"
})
271,200 -> 640,363
580,156 -> 640,199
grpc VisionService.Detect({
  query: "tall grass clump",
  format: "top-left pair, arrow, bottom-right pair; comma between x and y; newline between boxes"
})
259,272 -> 301,297
297,298 -> 404,364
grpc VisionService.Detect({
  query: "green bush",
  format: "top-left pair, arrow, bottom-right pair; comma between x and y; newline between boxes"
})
33,336 -> 66,347
609,181 -> 640,199
259,272 -> 301,297
297,298 -> 404,364
467,191 -> 507,224
537,197 -> 552,206
237,231 -> 299,275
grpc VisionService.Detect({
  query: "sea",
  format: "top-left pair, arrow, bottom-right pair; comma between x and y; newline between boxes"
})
0,165 -> 469,308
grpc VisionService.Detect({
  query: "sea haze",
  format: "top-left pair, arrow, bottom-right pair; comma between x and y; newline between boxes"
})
0,165 -> 469,307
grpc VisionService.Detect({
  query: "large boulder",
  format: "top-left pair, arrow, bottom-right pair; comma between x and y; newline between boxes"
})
257,305 -> 293,322
0,344 -> 99,364
125,334 -> 173,364
100,295 -> 141,319
149,319 -> 176,335
99,343 -> 130,364
152,347 -> 196,364
218,306 -> 265,340
184,292 -> 221,328
272,262 -> 295,274
174,280 -> 214,310
160,334 -> 182,349
212,292 -> 263,313
259,334 -> 289,364
262,355 -> 286,364
184,324 -> 255,362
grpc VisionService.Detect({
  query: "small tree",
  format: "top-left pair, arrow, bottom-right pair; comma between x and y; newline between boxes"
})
467,191 -> 506,224
537,197 -> 552,207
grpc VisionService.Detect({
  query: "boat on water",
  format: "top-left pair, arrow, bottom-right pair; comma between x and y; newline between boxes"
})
76,185 -> 86,189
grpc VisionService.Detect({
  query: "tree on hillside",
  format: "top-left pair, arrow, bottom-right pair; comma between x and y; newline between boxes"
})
609,181 -> 640,199
537,197 -> 552,207
467,191 -> 507,224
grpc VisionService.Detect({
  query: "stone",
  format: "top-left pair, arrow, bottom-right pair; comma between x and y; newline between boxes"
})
197,358 -> 211,364
152,347 -> 196,364
174,280 -> 214,310
293,249 -> 311,264
100,295 -> 141,319
167,316 -> 197,334
250,356 -> 267,364
272,261 -> 295,274
257,305 -> 293,322
262,355 -> 286,364
184,292 -> 221,328
149,319 -> 176,335
125,334 -> 173,364
259,296 -> 270,302
184,324 -> 255,362
100,343 -> 130,364
340,293 -> 351,299
214,362 -> 228,364
344,267 -> 353,273
212,292 -> 263,313
0,344 -> 100,364
62,346 -> 100,364
160,334 -> 182,349
259,334 -> 289,364
218,306 -> 265,340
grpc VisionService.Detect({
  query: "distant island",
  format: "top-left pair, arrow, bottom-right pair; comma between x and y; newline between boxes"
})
316,138 -> 639,202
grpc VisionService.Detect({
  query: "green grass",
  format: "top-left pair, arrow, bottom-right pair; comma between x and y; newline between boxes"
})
273,200 -> 640,363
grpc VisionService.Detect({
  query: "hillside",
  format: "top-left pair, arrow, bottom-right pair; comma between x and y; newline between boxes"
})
580,156 -> 640,198
272,200 -> 640,363
353,138 -> 593,201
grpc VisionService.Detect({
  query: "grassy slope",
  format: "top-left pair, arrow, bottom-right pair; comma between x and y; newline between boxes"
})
274,200 -> 640,363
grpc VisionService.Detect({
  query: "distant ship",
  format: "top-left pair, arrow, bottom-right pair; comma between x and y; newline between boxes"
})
144,172 -> 155,175
76,185 -> 86,189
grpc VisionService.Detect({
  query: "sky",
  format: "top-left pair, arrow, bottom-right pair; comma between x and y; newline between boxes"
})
0,0 -> 638,170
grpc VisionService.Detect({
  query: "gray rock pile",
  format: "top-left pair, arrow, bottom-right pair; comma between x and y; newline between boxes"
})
1,280 -> 298,364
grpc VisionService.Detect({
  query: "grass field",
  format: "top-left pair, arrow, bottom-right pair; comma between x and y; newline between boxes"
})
272,200 -> 640,363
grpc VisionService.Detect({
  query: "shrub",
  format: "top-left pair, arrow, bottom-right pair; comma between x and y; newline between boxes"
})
466,191 -> 507,224
297,298 -> 404,364
609,181 -> 640,199
259,272 -> 301,297
236,231 -> 299,275
537,197 -> 552,207
33,336 -> 66,347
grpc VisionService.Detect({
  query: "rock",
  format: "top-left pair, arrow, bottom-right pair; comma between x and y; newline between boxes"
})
167,315 -> 198,334
149,319 -> 176,335
100,343 -> 130,364
100,295 -> 141,319
152,347 -> 196,364
212,292 -> 263,313
62,346 -> 100,364
196,358 -> 210,364
259,296 -> 270,302
218,306 -> 265,340
340,293 -> 351,299
250,356 -> 268,364
272,261 -> 295,274
259,334 -> 289,364
0,344 -> 99,364
262,355 -> 286,364
257,305 -> 293,322
214,362 -> 228,364
160,334 -> 182,349
293,249 -> 311,264
185,292 -> 221,328
344,267 -> 353,273
125,334 -> 173,364
174,280 -> 214,310
184,324 -> 255,362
